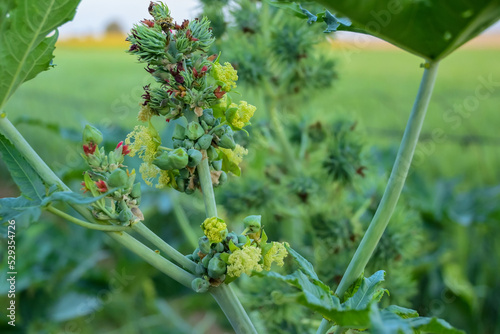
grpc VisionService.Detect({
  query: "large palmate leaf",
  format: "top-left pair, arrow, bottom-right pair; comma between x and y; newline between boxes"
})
0,0 -> 81,110
314,0 -> 500,60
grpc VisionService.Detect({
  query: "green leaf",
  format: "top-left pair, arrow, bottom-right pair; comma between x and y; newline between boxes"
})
41,188 -> 121,207
343,270 -> 388,310
218,148 -> 241,176
370,304 -> 465,334
315,0 -> 500,60
0,196 -> 42,235
0,0 -> 81,110
0,133 -> 45,202
285,244 -> 319,280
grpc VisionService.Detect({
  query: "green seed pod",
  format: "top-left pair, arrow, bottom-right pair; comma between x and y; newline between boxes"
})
187,148 -> 203,167
238,235 -> 248,244
130,183 -> 141,198
218,171 -> 227,186
208,256 -> 227,279
226,232 -> 239,245
153,148 -> 189,170
218,133 -> 236,150
200,120 -> 210,132
207,146 -> 218,161
196,134 -> 213,150
183,139 -> 194,149
172,124 -> 186,140
212,159 -> 222,171
186,122 -> 205,140
201,108 -> 215,126
107,169 -> 128,188
214,242 -> 224,253
243,215 -> 262,234
198,236 -> 211,254
192,248 -> 201,262
213,124 -> 229,137
191,277 -> 210,293
202,252 -> 213,268
173,139 -> 183,149
195,263 -> 206,275
83,124 -> 103,145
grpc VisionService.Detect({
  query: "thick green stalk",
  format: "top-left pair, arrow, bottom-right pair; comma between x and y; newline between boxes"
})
317,61 -> 440,333
0,115 -> 194,288
198,154 -> 218,217
108,231 -> 195,288
132,222 -> 197,273
211,284 -> 258,334
197,152 -> 257,334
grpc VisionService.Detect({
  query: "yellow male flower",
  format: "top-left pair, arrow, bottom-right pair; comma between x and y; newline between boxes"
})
263,242 -> 288,271
219,145 -> 248,166
201,217 -> 228,243
139,162 -> 160,186
213,62 -> 238,92
228,101 -> 256,129
125,123 -> 161,163
227,245 -> 263,277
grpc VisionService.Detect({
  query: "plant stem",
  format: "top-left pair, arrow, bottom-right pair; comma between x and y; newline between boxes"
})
211,284 -> 258,334
46,206 -> 132,231
198,154 -> 218,217
132,222 -> 197,273
317,61 -> 440,333
107,231 -> 195,288
172,199 -> 199,249
197,150 -> 258,334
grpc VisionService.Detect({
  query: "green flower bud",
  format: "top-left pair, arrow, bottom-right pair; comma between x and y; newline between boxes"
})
107,169 -> 128,188
200,109 -> 215,126
191,277 -> 210,293
214,242 -> 225,253
208,256 -> 227,279
192,248 -> 201,261
212,159 -> 222,171
186,122 -> 205,141
196,134 -> 213,150
172,124 -> 186,140
186,254 -> 194,261
207,146 -> 218,161
195,263 -> 206,275
183,139 -> 194,149
238,235 -> 248,244
131,182 -> 141,198
179,168 -> 190,179
202,252 -> 213,268
200,120 -> 210,132
185,187 -> 195,195
187,148 -> 203,167
213,124 -> 229,137
226,232 -> 239,245
218,133 -> 236,150
175,177 -> 186,192
218,171 -> 227,186
173,139 -> 183,149
198,236 -> 211,254
243,215 -> 261,233
118,208 -> 134,224
83,124 -> 103,145
153,148 -> 189,170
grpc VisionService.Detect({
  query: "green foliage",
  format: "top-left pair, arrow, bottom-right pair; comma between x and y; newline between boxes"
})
277,0 -> 500,60
0,0 -> 81,110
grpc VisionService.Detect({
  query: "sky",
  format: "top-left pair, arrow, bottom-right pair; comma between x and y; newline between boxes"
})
59,0 -> 500,38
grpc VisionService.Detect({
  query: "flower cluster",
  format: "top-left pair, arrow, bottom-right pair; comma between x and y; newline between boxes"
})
80,125 -> 143,225
125,2 -> 256,192
188,215 -> 288,293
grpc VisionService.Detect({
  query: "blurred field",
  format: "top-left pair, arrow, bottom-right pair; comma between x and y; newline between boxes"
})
4,36 -> 500,189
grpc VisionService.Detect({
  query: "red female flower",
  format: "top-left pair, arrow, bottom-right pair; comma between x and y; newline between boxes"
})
83,142 -> 97,155
95,180 -> 108,193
